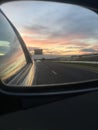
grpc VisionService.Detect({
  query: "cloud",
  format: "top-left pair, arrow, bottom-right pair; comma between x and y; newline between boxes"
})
81,48 -> 97,53
26,4 -> 98,40
2,1 -> 98,55
25,25 -> 50,34
5,1 -> 98,41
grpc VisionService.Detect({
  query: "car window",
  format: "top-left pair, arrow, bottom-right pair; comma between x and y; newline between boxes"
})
0,11 -> 27,82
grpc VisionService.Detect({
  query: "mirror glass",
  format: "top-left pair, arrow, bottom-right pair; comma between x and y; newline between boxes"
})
0,1 -> 98,86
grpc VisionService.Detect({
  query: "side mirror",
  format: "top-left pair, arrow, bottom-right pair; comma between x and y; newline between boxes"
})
0,1 -> 98,96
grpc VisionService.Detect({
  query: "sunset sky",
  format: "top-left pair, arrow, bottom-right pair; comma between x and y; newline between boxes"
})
1,1 -> 98,56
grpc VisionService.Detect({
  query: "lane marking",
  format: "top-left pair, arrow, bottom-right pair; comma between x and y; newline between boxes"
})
51,70 -> 57,75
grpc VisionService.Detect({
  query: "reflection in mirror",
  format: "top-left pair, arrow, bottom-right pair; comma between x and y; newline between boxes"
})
1,1 -> 98,86
0,11 -> 27,84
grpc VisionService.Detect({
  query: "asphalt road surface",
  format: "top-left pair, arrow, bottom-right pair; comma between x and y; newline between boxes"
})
33,60 -> 98,85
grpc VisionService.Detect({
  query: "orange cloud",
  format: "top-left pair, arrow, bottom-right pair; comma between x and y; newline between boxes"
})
20,29 -> 98,56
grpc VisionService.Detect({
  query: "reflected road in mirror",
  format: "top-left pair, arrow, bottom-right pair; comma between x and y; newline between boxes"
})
33,59 -> 98,85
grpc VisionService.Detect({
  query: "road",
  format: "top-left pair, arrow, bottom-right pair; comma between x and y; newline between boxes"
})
33,60 -> 98,85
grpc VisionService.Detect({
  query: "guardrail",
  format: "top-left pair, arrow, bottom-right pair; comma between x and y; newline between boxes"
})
60,61 -> 98,64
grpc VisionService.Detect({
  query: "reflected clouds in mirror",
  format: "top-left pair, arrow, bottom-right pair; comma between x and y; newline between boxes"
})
1,1 -> 98,56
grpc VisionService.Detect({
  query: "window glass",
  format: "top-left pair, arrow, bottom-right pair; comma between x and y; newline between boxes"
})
0,11 -> 27,81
